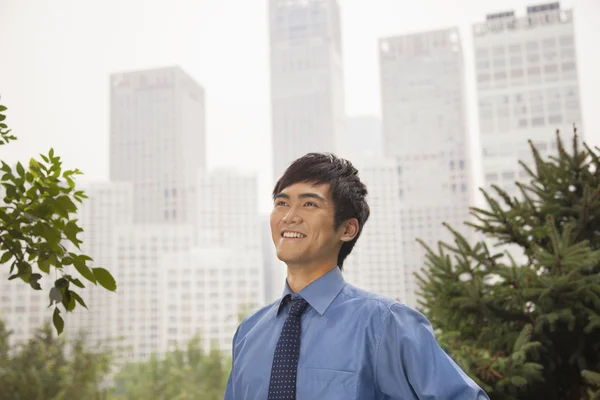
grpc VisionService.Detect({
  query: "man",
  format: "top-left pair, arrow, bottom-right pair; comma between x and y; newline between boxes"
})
224,153 -> 489,399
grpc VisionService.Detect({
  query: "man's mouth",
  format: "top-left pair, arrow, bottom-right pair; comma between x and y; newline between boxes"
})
281,231 -> 307,239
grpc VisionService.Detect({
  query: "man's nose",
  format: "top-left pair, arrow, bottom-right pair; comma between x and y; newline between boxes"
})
282,206 -> 302,224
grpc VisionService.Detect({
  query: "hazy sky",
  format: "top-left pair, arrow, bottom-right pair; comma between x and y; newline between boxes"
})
1,0 -> 598,212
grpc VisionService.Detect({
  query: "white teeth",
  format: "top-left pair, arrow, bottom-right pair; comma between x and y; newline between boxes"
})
283,232 -> 306,238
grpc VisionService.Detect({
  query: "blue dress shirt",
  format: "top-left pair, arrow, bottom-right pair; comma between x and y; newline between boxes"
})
224,267 -> 489,399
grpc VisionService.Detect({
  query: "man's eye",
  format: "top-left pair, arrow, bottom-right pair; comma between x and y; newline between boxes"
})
275,201 -> 288,207
304,201 -> 317,207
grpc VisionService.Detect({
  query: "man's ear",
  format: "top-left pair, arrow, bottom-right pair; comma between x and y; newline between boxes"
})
340,218 -> 359,243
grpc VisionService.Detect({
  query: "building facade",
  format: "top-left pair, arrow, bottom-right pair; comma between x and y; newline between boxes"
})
379,28 -> 474,308
269,0 -> 345,181
110,66 -> 205,224
473,2 -> 582,196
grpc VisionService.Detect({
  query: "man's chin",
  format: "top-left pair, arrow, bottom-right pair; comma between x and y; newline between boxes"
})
275,251 -> 303,265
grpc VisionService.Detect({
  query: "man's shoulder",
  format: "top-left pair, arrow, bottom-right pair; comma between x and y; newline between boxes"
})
340,282 -> 401,309
339,283 -> 426,324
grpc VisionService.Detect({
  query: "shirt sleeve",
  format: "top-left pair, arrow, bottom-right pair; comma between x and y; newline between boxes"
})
374,303 -> 489,400
223,325 -> 241,400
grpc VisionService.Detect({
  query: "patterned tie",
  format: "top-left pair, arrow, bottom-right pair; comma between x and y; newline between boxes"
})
267,296 -> 310,400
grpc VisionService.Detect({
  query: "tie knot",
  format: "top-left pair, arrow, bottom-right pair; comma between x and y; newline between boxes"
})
288,297 -> 309,318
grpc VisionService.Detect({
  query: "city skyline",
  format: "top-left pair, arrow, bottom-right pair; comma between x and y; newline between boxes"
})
0,0 -> 597,351
1,0 -> 598,214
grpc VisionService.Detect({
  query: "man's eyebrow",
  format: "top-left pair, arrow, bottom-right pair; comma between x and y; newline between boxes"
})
298,193 -> 326,202
273,192 -> 326,202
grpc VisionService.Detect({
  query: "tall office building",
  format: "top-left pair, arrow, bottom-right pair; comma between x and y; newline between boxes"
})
195,169 -> 261,250
379,28 -> 474,308
163,245 -> 264,354
261,214 -> 287,303
67,171 -> 266,359
473,3 -> 582,196
343,158 -> 405,301
269,0 -> 345,181
64,182 -> 198,361
66,67 -> 265,359
63,182 -> 135,349
110,66 -> 205,224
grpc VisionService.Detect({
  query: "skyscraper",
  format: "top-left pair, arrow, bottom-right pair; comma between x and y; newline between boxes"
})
268,0 -> 345,181
63,67 -> 265,360
63,182 -> 135,350
195,169 -> 261,250
67,169 -> 266,359
473,2 -> 582,196
379,28 -> 474,308
343,157 -> 405,301
110,66 -> 205,224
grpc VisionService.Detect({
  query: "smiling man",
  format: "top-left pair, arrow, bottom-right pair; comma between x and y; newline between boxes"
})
224,153 -> 489,400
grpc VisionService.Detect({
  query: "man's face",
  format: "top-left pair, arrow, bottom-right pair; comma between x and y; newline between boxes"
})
270,182 -> 344,269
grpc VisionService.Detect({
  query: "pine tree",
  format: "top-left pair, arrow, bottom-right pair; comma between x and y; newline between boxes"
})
416,129 -> 600,400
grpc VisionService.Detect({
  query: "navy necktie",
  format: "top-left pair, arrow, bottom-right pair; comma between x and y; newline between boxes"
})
267,296 -> 310,400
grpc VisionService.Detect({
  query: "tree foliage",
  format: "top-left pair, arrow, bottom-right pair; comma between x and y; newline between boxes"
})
0,319 -> 230,399
0,104 -> 116,334
110,336 -> 230,400
417,130 -> 600,400
0,319 -> 113,400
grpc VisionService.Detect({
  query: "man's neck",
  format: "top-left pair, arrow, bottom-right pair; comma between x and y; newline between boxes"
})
286,263 -> 338,293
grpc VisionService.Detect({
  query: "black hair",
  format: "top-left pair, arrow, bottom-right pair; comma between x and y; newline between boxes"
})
272,153 -> 370,270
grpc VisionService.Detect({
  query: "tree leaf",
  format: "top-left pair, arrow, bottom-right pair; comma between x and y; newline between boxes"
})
64,221 -> 83,247
93,268 -> 117,291
70,290 -> 88,309
73,258 -> 97,284
16,162 -> 24,177
62,290 -> 75,312
0,251 -> 13,264
61,256 -> 74,266
38,258 -> 51,274
28,273 -> 42,290
68,277 -> 85,289
53,307 -> 64,335
49,287 -> 62,306
54,196 -> 77,218
54,277 -> 69,290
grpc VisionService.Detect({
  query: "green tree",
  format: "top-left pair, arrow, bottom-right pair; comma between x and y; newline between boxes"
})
0,319 -> 113,400
0,103 -> 116,334
417,130 -> 600,400
110,335 -> 230,400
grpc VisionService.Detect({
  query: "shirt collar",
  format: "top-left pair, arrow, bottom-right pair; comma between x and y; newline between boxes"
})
276,266 -> 346,316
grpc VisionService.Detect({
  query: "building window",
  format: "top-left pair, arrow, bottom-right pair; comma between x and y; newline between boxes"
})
502,171 -> 515,180
485,173 -> 498,182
